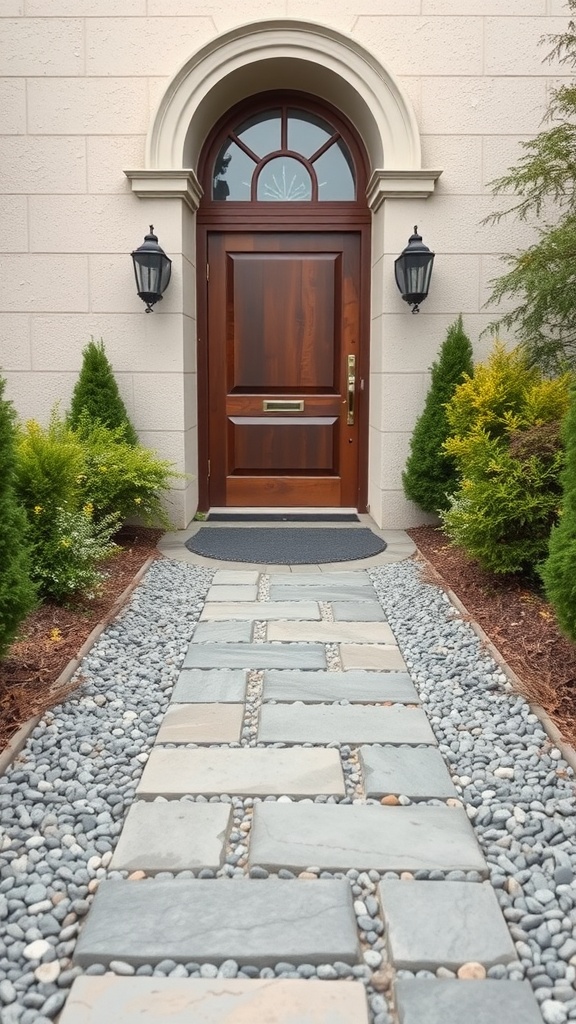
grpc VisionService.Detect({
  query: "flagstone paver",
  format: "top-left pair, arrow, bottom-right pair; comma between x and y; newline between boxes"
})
270,584 -> 377,602
205,584 -> 259,601
262,669 -> 420,704
212,570 -> 260,585
380,881 -> 516,969
199,601 -> 321,621
60,977 -> 371,1024
137,747 -> 346,797
192,620 -> 253,642
110,802 -> 231,874
170,669 -> 247,703
73,879 -> 360,967
258,704 -> 437,744
154,703 -> 244,744
182,642 -> 326,669
268,572 -> 371,586
332,600 -> 386,621
360,745 -> 456,798
394,980 -> 543,1024
249,803 -> 488,873
267,621 -> 397,643
340,643 -> 407,671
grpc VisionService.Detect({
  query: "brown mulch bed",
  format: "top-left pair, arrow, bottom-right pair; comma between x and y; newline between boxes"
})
0,528 -> 163,754
408,525 -> 576,749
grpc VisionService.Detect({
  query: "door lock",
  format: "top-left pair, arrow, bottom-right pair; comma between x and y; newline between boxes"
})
347,354 -> 356,426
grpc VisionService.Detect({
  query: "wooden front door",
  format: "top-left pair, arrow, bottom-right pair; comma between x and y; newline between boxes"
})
207,230 -> 362,507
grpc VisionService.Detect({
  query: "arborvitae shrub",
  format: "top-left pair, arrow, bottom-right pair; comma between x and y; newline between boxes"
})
68,338 -> 139,446
540,389 -> 576,641
402,316 -> 474,513
0,377 -> 37,658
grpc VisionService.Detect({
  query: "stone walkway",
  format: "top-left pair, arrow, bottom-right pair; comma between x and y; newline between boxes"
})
59,551 -> 544,1023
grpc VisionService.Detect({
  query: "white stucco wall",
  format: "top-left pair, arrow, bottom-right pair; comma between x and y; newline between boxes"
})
0,1 -> 568,528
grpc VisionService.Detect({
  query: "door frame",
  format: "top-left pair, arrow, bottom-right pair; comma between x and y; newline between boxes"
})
195,93 -> 371,512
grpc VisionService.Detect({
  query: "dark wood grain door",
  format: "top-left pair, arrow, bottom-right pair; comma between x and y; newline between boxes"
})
207,231 -> 362,507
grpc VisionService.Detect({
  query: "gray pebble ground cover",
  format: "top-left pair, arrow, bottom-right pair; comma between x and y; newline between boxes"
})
0,557 -> 575,1024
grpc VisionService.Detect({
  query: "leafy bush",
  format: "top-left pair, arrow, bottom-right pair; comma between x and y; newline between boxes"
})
30,504 -> 119,604
402,315 -> 474,513
14,415 -> 119,603
540,389 -> 576,641
68,338 -> 139,446
74,414 -> 174,527
0,377 -> 37,658
441,343 -> 572,574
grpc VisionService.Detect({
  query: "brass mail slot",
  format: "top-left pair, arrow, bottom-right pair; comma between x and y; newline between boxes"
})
263,399 -> 304,412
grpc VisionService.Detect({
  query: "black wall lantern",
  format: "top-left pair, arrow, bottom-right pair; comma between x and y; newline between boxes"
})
394,226 -> 435,314
131,226 -> 172,312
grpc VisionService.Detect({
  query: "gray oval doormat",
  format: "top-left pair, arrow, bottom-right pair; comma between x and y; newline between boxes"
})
184,527 -> 387,563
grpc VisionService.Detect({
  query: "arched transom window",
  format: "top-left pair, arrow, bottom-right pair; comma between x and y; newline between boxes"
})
212,106 -> 356,202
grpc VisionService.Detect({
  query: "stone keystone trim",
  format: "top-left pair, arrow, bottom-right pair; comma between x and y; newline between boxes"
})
136,747 -> 346,798
73,879 -> 360,967
60,977 -> 371,1024
250,804 -> 488,874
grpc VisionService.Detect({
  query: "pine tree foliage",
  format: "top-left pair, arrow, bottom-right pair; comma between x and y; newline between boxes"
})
402,316 -> 474,513
485,3 -> 576,370
540,387 -> 576,641
0,377 -> 37,660
68,338 -> 139,445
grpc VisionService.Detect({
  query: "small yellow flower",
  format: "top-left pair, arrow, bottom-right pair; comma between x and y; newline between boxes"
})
83,502 -> 94,517
98,465 -> 108,473
33,505 -> 43,515
49,628 -> 63,643
60,538 -> 71,548
134,497 -> 142,505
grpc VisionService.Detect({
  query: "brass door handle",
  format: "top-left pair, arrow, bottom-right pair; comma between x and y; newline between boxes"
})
347,354 -> 356,425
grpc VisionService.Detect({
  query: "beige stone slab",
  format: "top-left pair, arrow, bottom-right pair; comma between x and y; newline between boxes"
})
205,585 -> 259,602
267,621 -> 396,644
137,747 -> 346,798
200,601 -> 320,621
340,644 -> 407,671
60,977 -> 371,1023
212,570 -> 260,585
154,704 -> 243,744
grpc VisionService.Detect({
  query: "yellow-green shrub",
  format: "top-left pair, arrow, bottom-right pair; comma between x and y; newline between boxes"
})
442,343 -> 572,574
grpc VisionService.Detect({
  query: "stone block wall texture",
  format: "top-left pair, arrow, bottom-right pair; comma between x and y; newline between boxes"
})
0,1 -> 568,527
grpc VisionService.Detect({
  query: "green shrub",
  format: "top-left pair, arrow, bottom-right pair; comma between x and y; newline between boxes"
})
540,389 -> 576,641
30,505 -> 119,604
74,414 -> 174,527
441,343 -> 572,574
402,315 -> 474,513
68,338 -> 139,446
14,414 -> 119,603
0,377 -> 37,659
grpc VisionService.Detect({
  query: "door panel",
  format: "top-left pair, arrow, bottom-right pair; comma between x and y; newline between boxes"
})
207,231 -> 360,507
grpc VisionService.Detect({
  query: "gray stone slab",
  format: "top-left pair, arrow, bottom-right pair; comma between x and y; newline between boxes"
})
250,804 -> 487,873
258,705 -> 437,744
110,802 -> 231,874
205,584 -> 259,601
380,881 -> 516,969
268,572 -> 370,586
263,670 -> 420,704
340,644 -> 407,671
154,704 -> 244,744
182,642 -> 326,669
394,980 -> 543,1024
73,879 -> 360,967
171,669 -> 247,703
137,747 -> 346,797
332,601 -> 386,621
267,621 -> 396,644
60,977 -> 371,1024
212,570 -> 260,585
270,584 -> 376,602
192,620 -> 253,642
360,745 -> 455,799
200,601 -> 321,621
